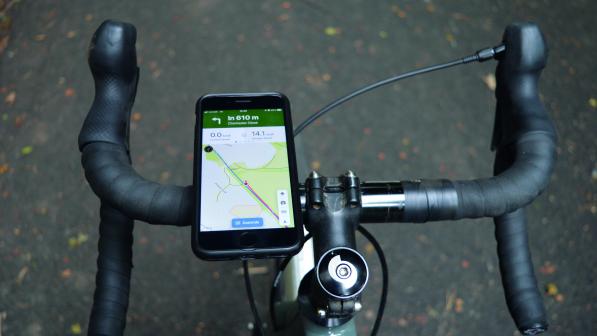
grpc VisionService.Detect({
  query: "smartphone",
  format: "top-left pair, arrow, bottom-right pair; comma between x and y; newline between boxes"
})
192,92 -> 303,260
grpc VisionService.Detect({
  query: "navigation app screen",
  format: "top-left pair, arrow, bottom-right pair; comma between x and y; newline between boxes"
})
200,108 -> 295,232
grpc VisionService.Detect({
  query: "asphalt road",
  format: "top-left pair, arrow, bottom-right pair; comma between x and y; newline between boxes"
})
1,1 -> 596,335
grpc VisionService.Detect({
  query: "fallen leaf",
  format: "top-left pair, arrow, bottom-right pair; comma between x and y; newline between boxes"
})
77,233 -> 88,244
132,112 -> 142,121
85,14 -> 94,22
545,282 -> 558,296
61,269 -> 72,279
461,259 -> 470,269
66,30 -> 77,39
281,1 -> 291,9
21,146 -> 33,156
68,233 -> 89,248
16,266 -> 28,284
379,31 -> 388,39
589,97 -> 597,109
364,243 -> 375,255
425,3 -> 436,12
324,27 -> 340,36
555,293 -> 564,302
455,298 -> 464,313
482,73 -> 496,91
377,152 -> 386,160
33,34 -> 47,41
64,87 -> 75,97
70,323 -> 82,334
0,35 -> 9,56
15,114 -> 24,127
445,33 -> 456,44
310,160 -> 321,170
5,91 -> 16,105
0,164 -> 8,174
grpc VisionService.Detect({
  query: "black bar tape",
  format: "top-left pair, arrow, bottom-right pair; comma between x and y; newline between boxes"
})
78,20 -> 192,226
81,142 -> 193,226
402,180 -> 458,222
494,208 -> 547,334
453,132 -> 555,219
88,203 -> 133,336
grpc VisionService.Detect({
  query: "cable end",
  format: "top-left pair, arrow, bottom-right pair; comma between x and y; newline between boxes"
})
476,44 -> 506,62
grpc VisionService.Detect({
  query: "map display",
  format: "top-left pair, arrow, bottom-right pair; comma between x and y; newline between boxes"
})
199,109 -> 295,231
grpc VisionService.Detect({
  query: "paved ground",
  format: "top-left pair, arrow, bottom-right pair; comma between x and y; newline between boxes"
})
1,1 -> 596,335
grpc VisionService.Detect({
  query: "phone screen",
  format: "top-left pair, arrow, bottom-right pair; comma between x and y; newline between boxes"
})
199,108 -> 295,232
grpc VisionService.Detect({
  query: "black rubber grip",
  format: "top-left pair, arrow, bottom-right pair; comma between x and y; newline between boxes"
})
78,20 -> 192,226
495,208 -> 547,335
88,203 -> 134,336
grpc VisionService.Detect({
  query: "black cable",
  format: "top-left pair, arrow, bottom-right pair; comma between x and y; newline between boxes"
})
243,260 -> 265,336
357,225 -> 388,336
293,45 -> 505,136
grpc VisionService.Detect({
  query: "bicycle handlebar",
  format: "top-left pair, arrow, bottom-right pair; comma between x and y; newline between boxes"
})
80,20 -> 555,335
79,21 -> 193,226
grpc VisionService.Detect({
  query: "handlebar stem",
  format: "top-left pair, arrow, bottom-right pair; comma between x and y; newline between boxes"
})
299,172 -> 366,327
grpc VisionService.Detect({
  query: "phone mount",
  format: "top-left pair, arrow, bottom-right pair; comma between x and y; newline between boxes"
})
297,171 -> 368,327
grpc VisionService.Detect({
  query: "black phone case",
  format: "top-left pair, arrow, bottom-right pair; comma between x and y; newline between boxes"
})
192,92 -> 303,260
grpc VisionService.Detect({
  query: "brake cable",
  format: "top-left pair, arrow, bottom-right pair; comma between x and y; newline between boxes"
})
243,44 -> 506,335
293,44 -> 505,136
